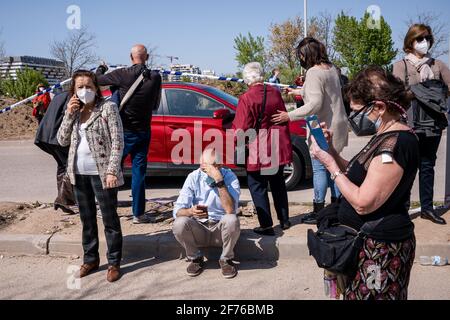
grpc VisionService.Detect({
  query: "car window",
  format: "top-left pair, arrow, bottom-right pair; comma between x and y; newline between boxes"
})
153,91 -> 164,115
165,89 -> 225,117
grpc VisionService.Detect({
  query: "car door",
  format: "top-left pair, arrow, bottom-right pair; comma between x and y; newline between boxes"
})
147,90 -> 167,170
164,88 -> 227,172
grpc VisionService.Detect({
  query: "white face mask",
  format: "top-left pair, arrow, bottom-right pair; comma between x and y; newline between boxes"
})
414,39 -> 429,55
39,87 -> 45,92
76,88 -> 96,105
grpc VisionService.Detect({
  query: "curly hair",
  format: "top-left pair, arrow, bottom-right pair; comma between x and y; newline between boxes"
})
346,66 -> 413,115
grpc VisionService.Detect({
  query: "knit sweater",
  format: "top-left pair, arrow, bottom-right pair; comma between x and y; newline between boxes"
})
288,65 -> 349,153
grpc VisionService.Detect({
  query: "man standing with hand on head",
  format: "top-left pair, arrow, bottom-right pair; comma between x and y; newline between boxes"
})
172,149 -> 241,279
96,44 -> 162,224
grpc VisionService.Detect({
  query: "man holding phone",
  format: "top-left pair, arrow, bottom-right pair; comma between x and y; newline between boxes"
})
172,149 -> 241,279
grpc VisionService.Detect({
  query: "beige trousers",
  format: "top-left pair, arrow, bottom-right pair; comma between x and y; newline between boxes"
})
172,214 -> 241,261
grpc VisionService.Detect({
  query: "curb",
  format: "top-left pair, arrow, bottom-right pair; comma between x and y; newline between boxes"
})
0,231 -> 448,261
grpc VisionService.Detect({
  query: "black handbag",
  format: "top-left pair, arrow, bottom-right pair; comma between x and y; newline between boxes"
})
307,203 -> 383,277
234,84 -> 267,168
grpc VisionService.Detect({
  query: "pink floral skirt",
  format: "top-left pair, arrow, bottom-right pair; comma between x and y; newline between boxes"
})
344,235 -> 416,300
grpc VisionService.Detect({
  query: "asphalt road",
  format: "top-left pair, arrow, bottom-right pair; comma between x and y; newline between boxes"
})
0,255 -> 448,300
0,131 -> 447,204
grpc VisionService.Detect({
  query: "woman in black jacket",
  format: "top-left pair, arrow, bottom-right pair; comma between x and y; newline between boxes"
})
35,91 -> 76,214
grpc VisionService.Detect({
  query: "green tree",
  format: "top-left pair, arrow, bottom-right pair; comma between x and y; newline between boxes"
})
233,33 -> 266,71
0,68 -> 48,99
181,75 -> 192,83
333,12 -> 397,78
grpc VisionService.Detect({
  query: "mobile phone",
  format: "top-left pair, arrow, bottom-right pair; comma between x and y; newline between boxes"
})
76,96 -> 85,112
197,205 -> 208,213
306,115 -> 329,151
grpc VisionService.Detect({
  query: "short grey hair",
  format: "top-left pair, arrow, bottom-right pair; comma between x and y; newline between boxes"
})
243,62 -> 264,85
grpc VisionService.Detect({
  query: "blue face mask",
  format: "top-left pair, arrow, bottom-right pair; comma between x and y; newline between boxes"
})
205,176 -> 216,188
204,168 -> 223,187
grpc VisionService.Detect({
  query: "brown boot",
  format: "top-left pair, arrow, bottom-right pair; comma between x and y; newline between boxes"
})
54,173 -> 76,212
79,261 -> 100,278
107,265 -> 121,282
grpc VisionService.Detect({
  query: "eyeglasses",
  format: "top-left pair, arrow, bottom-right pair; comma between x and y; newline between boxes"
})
416,35 -> 432,42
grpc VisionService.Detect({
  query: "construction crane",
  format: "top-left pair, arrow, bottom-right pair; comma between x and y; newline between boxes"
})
167,56 -> 179,64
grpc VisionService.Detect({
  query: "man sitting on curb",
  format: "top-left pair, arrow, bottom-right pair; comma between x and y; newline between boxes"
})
172,148 -> 241,279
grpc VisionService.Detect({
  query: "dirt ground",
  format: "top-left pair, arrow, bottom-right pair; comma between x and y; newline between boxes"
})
0,200 -> 313,240
0,96 -> 38,140
1,199 -> 449,248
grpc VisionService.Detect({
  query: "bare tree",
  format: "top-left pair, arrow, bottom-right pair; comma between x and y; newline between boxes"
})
50,27 -> 98,76
146,45 -> 159,68
404,11 -> 449,58
311,12 -> 337,62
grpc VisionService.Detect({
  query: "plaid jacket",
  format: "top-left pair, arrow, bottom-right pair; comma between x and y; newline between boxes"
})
57,99 -> 124,189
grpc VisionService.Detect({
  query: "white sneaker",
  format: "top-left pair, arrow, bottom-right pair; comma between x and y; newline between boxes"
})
132,214 -> 152,224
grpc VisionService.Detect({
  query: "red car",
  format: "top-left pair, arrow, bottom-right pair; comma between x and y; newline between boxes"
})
110,82 -> 312,190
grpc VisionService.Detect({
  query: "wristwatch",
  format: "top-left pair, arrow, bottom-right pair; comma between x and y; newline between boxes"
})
215,180 -> 226,188
330,170 -> 344,181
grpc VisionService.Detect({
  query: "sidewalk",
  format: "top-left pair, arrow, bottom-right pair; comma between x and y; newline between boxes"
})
1,203 -> 449,262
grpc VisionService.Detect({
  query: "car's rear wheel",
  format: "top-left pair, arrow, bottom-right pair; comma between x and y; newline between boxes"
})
284,150 -> 303,191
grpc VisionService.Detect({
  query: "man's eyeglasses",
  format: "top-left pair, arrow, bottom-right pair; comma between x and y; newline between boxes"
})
416,35 -> 432,42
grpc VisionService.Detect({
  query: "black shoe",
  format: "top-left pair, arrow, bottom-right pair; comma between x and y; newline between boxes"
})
280,221 -> 292,230
301,213 -> 318,225
54,203 -> 76,215
301,201 -> 324,225
253,226 -> 275,236
420,210 -> 446,225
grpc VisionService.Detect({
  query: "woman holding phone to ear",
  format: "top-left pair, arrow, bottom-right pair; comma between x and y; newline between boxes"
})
272,37 -> 348,224
57,70 -> 124,283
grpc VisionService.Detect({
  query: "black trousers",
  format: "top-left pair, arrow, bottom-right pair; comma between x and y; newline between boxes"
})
247,166 -> 289,228
74,175 -> 123,266
417,133 -> 442,211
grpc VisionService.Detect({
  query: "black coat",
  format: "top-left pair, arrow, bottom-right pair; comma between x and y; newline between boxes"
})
96,64 -> 162,132
35,91 -> 70,147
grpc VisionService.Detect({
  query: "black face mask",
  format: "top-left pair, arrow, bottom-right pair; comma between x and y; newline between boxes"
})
348,104 -> 379,136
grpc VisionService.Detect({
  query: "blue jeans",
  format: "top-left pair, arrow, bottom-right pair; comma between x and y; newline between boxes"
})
312,158 -> 340,203
122,131 -> 151,218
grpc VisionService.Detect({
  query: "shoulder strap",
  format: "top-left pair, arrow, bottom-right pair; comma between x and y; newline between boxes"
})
255,84 -> 267,133
119,70 -> 146,112
358,217 -> 384,238
403,59 -> 410,86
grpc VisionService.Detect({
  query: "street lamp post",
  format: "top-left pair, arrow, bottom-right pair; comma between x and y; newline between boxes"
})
445,37 -> 450,207
304,0 -> 308,37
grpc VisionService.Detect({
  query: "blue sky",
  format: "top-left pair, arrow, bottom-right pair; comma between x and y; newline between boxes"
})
1,0 -> 449,74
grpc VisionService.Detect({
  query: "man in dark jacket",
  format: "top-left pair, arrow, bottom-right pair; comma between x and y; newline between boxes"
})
35,91 -> 76,214
96,44 -> 162,224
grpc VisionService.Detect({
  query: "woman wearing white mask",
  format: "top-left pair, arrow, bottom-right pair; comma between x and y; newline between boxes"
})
393,24 -> 450,225
58,70 -> 124,282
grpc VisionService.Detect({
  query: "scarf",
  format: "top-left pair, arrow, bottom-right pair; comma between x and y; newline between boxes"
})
405,53 -> 435,82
